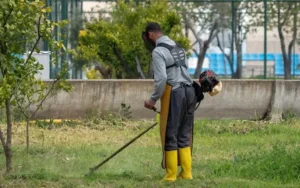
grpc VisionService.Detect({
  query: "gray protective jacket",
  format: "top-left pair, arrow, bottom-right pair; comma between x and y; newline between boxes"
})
149,35 -> 193,103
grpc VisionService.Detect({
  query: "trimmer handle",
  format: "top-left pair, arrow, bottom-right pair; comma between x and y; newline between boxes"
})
152,107 -> 160,114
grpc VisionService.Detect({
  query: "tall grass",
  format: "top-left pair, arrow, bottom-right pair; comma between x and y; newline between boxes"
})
0,116 -> 299,187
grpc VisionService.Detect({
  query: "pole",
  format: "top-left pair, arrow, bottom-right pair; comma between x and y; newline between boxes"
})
293,3 -> 297,79
264,0 -> 267,79
45,0 -> 52,79
61,0 -> 68,78
44,0 -> 51,51
85,122 -> 158,176
293,44 -> 295,78
231,1 -> 235,75
54,0 -> 58,78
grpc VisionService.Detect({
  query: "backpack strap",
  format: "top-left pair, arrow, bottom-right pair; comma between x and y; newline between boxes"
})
156,43 -> 180,69
157,43 -> 174,51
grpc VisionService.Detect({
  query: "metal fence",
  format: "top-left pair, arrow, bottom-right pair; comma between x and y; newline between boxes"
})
43,0 -> 300,79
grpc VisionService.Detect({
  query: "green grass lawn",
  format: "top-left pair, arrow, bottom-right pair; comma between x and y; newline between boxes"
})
0,117 -> 300,188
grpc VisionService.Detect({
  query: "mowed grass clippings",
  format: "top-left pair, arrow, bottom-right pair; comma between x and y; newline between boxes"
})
0,118 -> 300,188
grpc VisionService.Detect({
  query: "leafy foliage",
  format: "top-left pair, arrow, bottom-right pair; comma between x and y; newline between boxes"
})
77,0 -> 189,79
0,0 -> 73,113
0,0 -> 73,172
120,103 -> 132,119
85,67 -> 102,79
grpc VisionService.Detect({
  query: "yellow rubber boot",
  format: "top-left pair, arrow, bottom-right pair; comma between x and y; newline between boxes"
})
163,150 -> 178,182
178,147 -> 193,180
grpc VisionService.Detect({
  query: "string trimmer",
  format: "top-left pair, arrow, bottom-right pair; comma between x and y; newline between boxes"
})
85,107 -> 160,176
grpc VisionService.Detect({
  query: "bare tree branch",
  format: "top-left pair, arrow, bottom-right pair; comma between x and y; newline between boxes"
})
207,21 -> 219,42
25,98 -> 33,110
216,34 -> 231,64
279,3 -> 293,28
135,56 -> 145,79
193,21 -> 219,78
288,6 -> 297,62
2,8 -> 13,28
192,49 -> 199,57
211,31 -> 219,42
241,24 -> 251,42
25,15 -> 42,66
0,129 -> 6,148
184,13 -> 202,44
196,17 -> 212,35
191,40 -> 198,47
196,24 -> 211,36
277,4 -> 288,60
30,65 -> 74,118
112,45 -> 130,75
31,84 -> 56,117
95,63 -> 112,79
16,98 -> 29,119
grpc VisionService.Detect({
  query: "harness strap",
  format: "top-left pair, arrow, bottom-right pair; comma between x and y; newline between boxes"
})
157,43 -> 174,51
156,42 -> 187,70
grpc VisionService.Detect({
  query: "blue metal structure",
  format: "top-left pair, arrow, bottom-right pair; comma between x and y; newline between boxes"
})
188,53 -> 300,77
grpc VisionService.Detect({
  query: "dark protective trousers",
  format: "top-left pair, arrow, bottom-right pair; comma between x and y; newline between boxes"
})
165,84 -> 197,151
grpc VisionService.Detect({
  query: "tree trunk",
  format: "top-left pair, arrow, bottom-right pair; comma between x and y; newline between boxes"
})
95,64 -> 112,79
194,51 -> 205,78
116,70 -> 123,79
5,99 -> 13,173
147,60 -> 153,79
184,22 -> 189,38
26,119 -> 29,152
222,31 -> 227,76
135,56 -> 145,79
235,43 -> 243,79
287,8 -> 298,80
194,42 -> 210,78
277,5 -> 291,80
72,65 -> 76,79
233,10 -> 243,79
284,58 -> 292,80
216,34 -> 235,78
265,81 -> 284,123
279,25 -> 291,80
194,22 -> 219,78
112,46 -> 131,78
231,72 -> 238,79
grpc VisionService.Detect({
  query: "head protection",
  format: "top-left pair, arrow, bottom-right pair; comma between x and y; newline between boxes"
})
142,22 -> 162,52
199,70 -> 222,96
142,31 -> 155,52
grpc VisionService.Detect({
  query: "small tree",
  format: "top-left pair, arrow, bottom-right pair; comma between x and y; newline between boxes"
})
77,0 -> 189,79
0,0 -> 72,172
268,1 -> 299,80
14,64 -> 72,152
216,1 -> 259,79
174,2 -> 220,78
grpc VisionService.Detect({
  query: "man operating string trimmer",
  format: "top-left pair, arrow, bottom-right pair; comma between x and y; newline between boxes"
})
142,22 -> 222,182
86,22 -> 221,178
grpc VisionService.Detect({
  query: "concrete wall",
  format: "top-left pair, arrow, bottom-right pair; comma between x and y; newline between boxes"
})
32,80 -> 300,120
